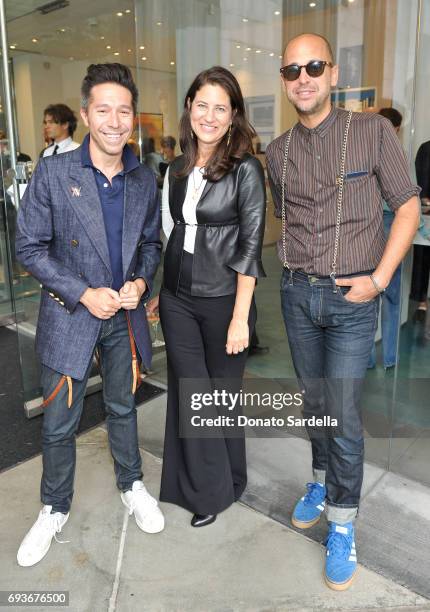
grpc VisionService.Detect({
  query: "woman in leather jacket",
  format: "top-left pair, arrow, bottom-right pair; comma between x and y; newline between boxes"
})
149,66 -> 266,527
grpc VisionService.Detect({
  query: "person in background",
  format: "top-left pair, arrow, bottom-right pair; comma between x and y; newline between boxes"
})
142,137 -> 164,185
159,135 -> 176,179
160,135 -> 176,163
411,139 -> 430,321
42,104 -> 80,157
368,107 -> 403,369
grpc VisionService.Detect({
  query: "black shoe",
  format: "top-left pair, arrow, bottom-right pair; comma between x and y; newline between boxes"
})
191,513 -> 217,527
248,345 -> 269,356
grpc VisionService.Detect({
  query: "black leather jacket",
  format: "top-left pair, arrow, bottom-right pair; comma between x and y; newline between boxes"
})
163,153 -> 266,296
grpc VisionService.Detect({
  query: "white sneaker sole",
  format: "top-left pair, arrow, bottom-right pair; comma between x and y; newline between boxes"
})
120,494 -> 165,534
17,513 -> 69,567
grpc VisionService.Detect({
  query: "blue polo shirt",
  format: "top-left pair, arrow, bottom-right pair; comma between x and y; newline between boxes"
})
81,134 -> 139,291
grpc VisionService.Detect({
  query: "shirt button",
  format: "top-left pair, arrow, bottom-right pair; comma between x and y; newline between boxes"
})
103,182 -> 109,188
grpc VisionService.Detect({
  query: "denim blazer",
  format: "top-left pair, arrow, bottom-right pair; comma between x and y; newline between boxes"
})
16,145 -> 162,380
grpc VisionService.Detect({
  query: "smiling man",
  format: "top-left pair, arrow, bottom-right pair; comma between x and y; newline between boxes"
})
266,34 -> 420,590
15,64 -> 163,567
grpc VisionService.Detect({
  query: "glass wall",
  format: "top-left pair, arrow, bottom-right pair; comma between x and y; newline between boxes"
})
1,0 -> 429,484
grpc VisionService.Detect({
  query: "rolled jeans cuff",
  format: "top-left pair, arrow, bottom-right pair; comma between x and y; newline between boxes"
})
326,503 -> 358,524
313,468 -> 326,485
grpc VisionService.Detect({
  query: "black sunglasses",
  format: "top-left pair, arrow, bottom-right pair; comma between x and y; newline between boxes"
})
280,60 -> 333,81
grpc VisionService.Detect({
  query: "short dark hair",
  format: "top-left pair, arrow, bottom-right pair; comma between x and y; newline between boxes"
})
44,103 -> 77,136
161,136 -> 176,150
177,66 -> 256,182
81,63 -> 138,115
378,107 -> 402,129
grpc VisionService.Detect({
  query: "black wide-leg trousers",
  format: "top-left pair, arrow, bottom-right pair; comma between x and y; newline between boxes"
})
159,256 -> 256,515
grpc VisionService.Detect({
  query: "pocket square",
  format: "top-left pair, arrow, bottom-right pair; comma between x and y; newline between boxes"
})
345,170 -> 369,180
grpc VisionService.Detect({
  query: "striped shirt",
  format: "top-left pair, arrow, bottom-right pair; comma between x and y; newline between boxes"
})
265,105 -> 420,276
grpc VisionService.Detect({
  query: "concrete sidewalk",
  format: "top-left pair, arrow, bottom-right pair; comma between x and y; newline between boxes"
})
1,426 -> 429,612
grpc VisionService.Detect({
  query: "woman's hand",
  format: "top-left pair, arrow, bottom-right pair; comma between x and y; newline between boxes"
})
226,317 -> 249,355
146,295 -> 160,315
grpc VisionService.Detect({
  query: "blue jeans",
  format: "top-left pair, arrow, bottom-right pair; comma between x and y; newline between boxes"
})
280,270 -> 379,522
40,310 -> 143,513
369,210 -> 402,368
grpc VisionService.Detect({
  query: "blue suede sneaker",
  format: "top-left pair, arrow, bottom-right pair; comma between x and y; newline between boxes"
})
291,482 -> 326,529
325,521 -> 357,590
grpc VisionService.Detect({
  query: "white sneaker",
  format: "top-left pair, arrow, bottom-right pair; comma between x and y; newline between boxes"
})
121,481 -> 165,534
17,505 -> 69,567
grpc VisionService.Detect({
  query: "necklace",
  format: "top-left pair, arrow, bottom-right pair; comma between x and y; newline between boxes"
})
191,167 -> 205,201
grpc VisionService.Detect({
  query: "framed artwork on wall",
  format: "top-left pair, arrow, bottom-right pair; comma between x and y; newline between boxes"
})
331,87 -> 377,112
135,113 -> 164,150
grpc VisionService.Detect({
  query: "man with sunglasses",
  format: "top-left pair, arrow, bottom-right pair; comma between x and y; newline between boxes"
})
266,33 -> 420,590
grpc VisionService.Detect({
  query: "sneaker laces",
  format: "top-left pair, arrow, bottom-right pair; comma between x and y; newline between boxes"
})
303,482 -> 325,506
325,530 -> 352,560
126,485 -> 157,516
35,510 -> 70,545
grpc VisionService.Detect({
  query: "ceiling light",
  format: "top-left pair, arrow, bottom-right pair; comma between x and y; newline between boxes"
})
170,61 -> 175,65
242,18 -> 248,22
128,49 -> 132,53
348,0 -> 355,2
156,21 -> 162,26
230,63 -> 234,67
309,2 -> 316,6
106,45 -> 111,49
116,12 -> 123,17
269,52 -> 274,57
9,44 -> 16,49
246,47 -> 251,51
243,57 -> 248,61
125,8 -> 131,12
32,38 -> 38,43
255,49 -> 261,53
139,45 -> 145,49
236,44 -> 241,49
59,28 -> 66,32
274,10 -> 280,15
141,56 -> 147,61
114,52 -> 120,56
100,36 -> 105,40
279,55 -> 282,59
69,56 -> 74,60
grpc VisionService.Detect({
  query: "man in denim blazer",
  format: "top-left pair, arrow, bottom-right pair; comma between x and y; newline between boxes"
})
15,63 -> 164,567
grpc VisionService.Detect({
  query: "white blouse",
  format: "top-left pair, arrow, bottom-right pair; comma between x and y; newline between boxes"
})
161,165 -> 207,254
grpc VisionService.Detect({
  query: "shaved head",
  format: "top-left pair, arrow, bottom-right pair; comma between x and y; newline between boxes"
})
283,33 -> 334,64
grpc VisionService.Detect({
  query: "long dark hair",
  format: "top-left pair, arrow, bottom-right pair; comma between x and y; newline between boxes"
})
176,66 -> 256,181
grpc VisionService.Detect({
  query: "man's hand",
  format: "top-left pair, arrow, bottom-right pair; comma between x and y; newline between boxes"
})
119,278 -> 146,310
336,275 -> 381,303
80,287 -> 121,319
226,317 -> 249,355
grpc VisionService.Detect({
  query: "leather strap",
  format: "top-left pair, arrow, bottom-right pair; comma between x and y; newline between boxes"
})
125,311 -> 141,394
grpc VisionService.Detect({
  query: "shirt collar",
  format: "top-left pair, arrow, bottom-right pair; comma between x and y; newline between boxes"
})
81,133 -> 139,174
55,136 -> 72,149
296,105 -> 339,138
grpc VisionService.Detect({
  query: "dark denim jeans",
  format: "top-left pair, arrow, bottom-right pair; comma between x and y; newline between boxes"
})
369,210 -> 402,369
40,310 -> 143,513
280,270 -> 379,522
